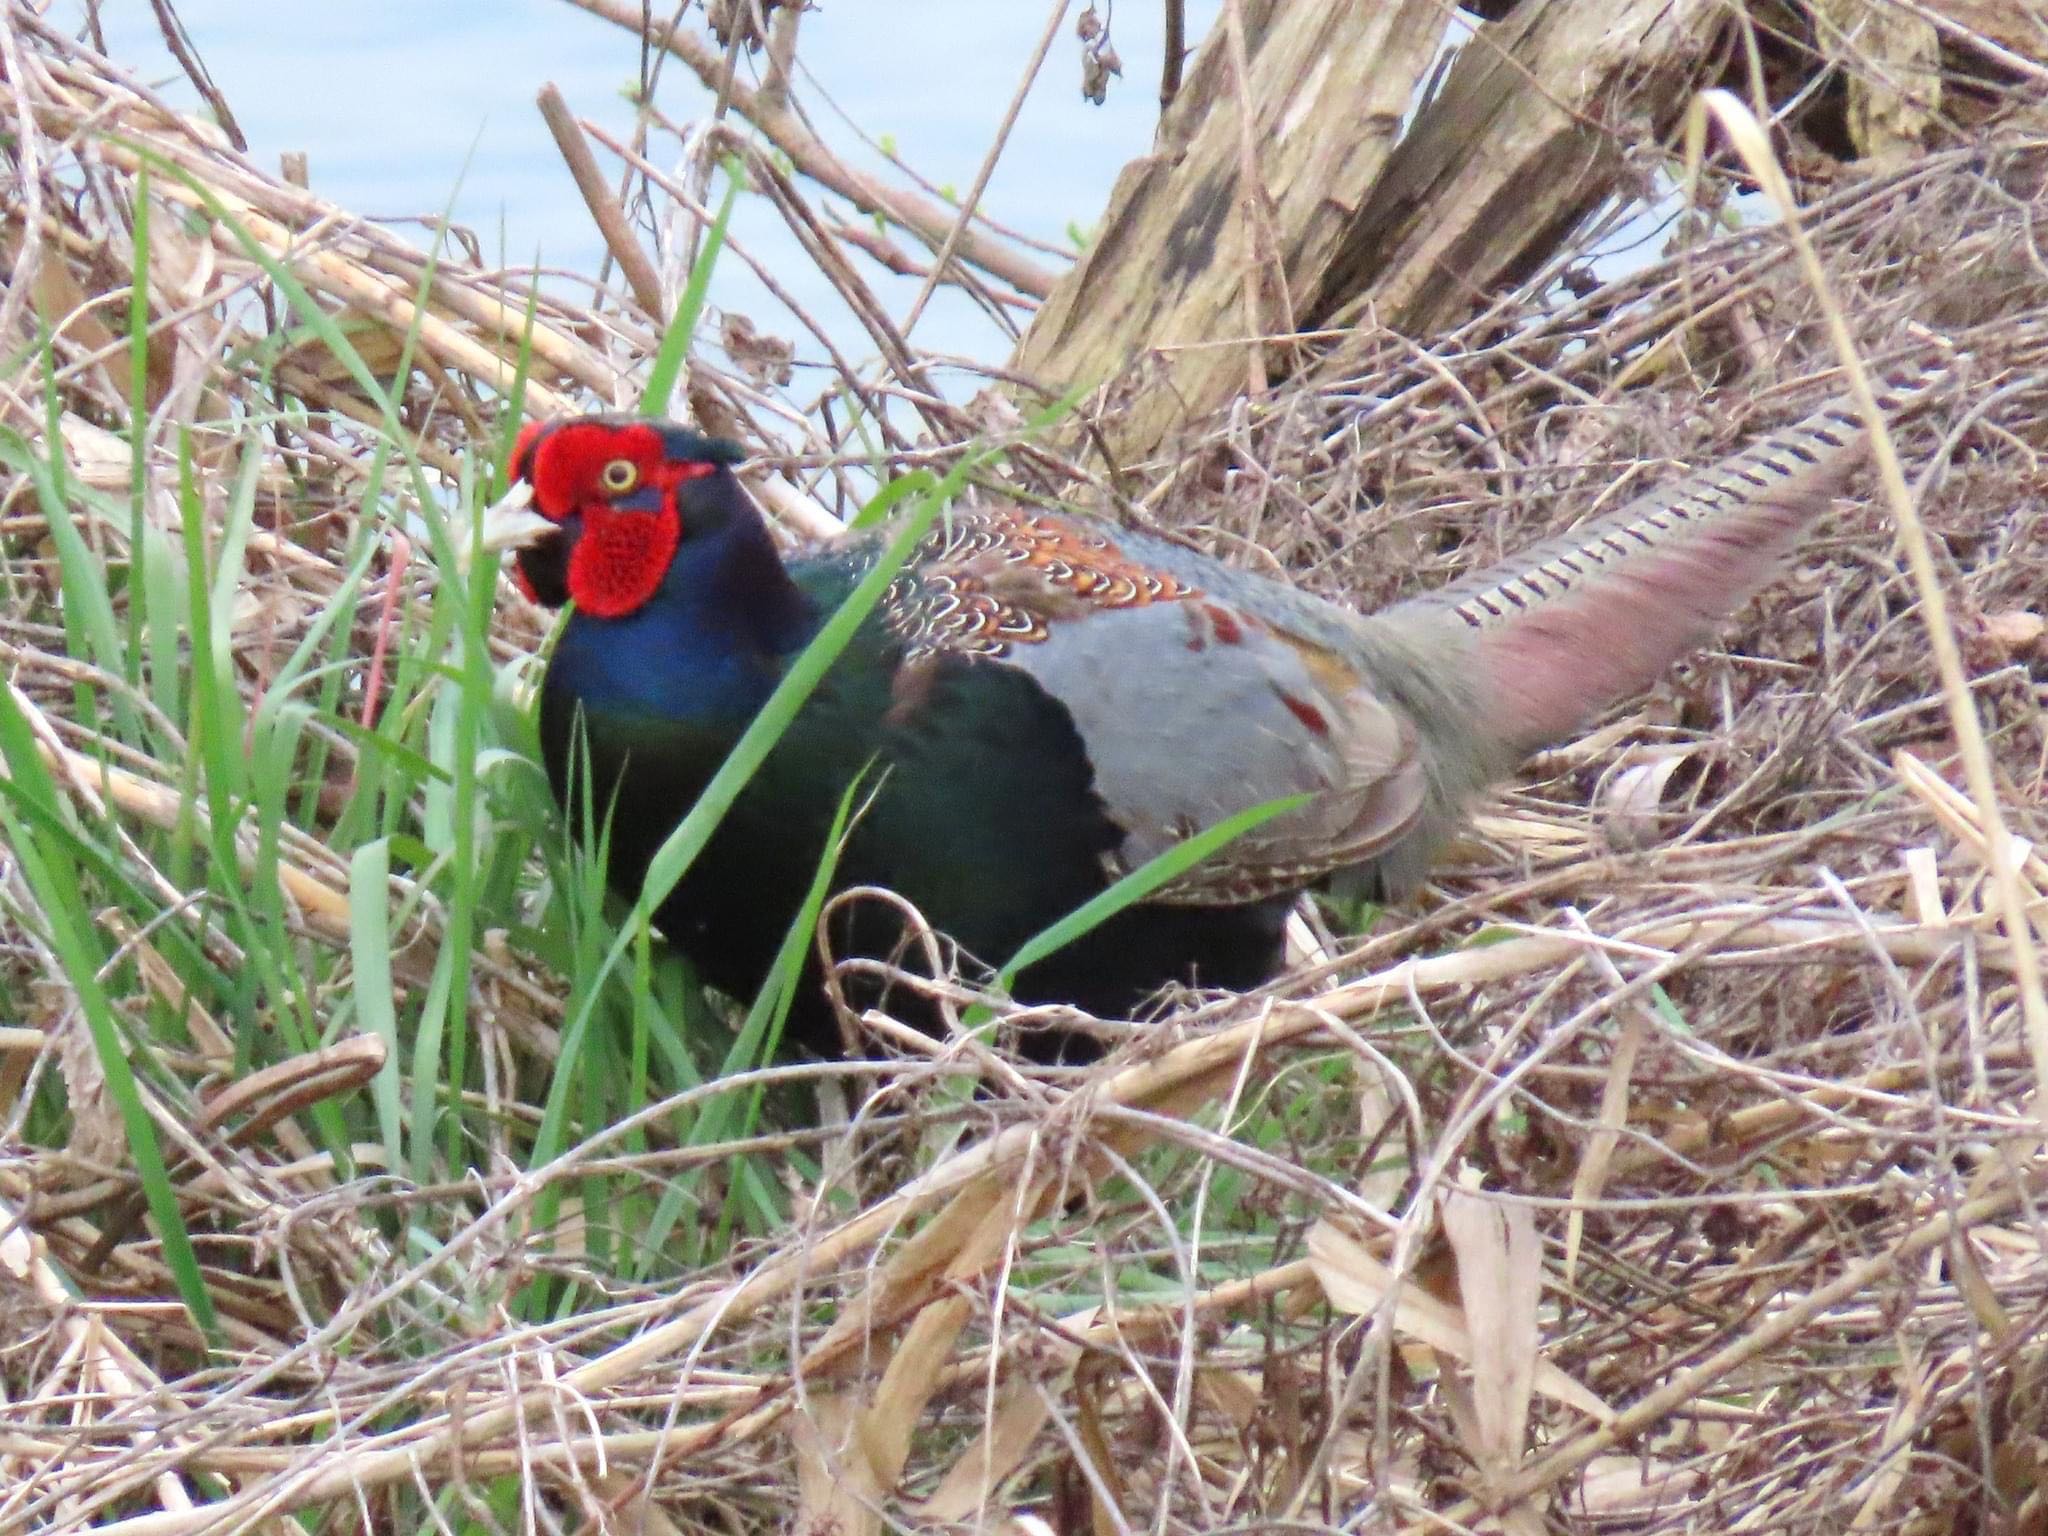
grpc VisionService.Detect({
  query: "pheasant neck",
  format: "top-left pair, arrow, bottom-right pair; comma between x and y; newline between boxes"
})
549,502 -> 814,724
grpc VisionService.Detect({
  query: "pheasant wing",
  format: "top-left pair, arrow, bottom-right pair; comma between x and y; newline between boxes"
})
883,501 -> 1437,907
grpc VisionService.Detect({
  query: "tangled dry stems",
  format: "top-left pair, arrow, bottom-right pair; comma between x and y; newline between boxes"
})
0,6 -> 2045,1534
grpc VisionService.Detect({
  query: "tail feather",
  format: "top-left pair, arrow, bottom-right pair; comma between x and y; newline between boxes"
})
1388,363 -> 1946,753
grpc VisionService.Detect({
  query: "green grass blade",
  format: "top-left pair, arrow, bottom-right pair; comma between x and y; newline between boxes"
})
0,684 -> 218,1339
712,773 -> 863,1244
350,838 -> 404,1169
639,155 -> 742,418
178,430 -> 249,818
997,794 -> 1310,989
18,386 -> 138,741
715,775 -> 859,1080
126,165 -> 152,690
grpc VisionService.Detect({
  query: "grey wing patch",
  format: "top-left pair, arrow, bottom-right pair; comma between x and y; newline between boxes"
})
1167,682 -> 1431,904
1000,600 -> 1431,906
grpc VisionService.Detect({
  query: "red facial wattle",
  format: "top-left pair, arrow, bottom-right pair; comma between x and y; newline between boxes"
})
564,500 -> 683,619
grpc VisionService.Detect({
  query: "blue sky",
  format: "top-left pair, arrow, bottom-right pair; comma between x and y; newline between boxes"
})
92,1 -> 1225,369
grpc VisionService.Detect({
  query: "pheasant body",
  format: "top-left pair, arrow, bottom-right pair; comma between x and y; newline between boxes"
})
499,374 -> 1933,1053
532,488 -> 1304,1040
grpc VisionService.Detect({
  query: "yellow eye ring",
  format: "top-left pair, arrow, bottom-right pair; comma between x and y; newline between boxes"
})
599,458 -> 639,493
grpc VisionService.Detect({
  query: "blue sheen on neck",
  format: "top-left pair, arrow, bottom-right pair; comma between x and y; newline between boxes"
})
545,520 -> 815,725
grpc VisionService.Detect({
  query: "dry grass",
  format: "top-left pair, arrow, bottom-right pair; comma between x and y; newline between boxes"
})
2,5 -> 2046,1535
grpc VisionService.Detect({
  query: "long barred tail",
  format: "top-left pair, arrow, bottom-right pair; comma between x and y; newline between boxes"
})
1385,358 -> 1950,753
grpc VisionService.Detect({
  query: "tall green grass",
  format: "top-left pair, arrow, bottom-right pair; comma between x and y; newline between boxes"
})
3,153 -> 753,1331
0,155 -> 939,1331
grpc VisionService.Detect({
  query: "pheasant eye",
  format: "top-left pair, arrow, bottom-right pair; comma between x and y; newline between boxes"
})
599,459 -> 639,494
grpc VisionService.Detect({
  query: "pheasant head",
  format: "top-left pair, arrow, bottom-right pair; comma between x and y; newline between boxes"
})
490,418 -> 749,617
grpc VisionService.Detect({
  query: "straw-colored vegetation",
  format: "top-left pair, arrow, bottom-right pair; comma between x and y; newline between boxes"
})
1,3 -> 2045,1533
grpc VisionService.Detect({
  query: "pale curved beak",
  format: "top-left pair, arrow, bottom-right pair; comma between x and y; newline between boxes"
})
477,481 -> 557,554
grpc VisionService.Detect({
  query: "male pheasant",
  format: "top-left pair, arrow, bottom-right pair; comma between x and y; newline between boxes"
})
487,370 -> 1935,1054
